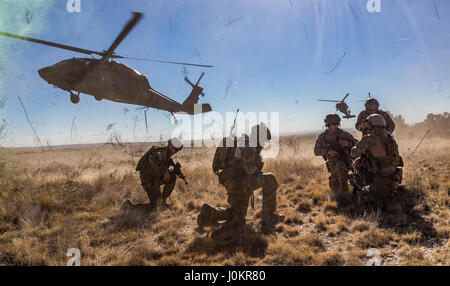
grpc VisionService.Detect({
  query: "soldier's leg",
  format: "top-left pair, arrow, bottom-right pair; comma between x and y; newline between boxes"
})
373,175 -> 393,199
335,161 -> 350,193
261,173 -> 278,217
224,179 -> 252,223
328,162 -> 350,204
140,173 -> 161,209
372,175 -> 393,211
161,172 -> 177,203
328,163 -> 340,194
246,173 -> 284,232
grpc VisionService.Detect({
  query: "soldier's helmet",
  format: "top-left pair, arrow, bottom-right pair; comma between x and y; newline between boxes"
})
250,123 -> 271,147
168,137 -> 183,151
367,114 -> 386,127
324,113 -> 341,126
365,98 -> 380,110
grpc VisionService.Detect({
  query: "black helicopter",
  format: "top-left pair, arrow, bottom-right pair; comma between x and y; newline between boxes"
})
317,93 -> 362,119
0,12 -> 212,115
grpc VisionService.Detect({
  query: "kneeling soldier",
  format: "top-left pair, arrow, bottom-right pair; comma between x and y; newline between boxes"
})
197,123 -> 284,233
351,114 -> 403,204
314,114 -> 358,202
134,138 -> 183,210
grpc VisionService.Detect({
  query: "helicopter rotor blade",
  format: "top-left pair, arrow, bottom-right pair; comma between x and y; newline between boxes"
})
0,31 -> 103,56
102,12 -> 143,60
196,72 -> 205,85
115,56 -> 214,68
184,76 -> 195,88
317,99 -> 340,102
341,93 -> 350,102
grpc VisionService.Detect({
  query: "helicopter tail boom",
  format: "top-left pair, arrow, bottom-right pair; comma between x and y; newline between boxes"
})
178,103 -> 212,115
145,86 -> 211,115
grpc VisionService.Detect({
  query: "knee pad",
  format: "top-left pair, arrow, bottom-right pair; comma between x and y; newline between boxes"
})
264,173 -> 278,188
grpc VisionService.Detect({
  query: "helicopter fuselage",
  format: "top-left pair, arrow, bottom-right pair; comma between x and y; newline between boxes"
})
37,58 -> 210,114
38,58 -> 153,103
336,102 -> 349,114
37,57 -> 202,113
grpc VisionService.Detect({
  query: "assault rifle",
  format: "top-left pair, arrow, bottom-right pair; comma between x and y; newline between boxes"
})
324,141 -> 368,194
169,159 -> 188,185
323,142 -> 352,166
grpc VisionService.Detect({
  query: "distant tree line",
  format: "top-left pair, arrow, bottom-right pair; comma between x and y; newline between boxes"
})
390,112 -> 449,138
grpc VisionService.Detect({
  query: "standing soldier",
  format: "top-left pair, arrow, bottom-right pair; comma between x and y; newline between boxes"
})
197,123 -> 284,233
132,138 -> 184,211
351,114 -> 403,207
355,98 -> 395,135
314,114 -> 358,202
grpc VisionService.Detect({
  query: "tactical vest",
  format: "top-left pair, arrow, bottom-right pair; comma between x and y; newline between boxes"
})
367,132 -> 402,174
136,146 -> 166,172
212,137 -> 238,172
238,146 -> 264,175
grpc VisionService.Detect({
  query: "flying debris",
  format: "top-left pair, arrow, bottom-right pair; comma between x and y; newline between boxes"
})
323,52 -> 346,75
225,16 -> 242,26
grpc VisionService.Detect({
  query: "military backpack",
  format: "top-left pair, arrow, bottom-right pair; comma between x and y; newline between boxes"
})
136,146 -> 165,172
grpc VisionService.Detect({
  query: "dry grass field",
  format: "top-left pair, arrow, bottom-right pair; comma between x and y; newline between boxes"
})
0,134 -> 448,265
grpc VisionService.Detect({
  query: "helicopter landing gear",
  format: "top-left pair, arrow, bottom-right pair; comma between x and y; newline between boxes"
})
70,92 -> 80,104
94,96 -> 102,101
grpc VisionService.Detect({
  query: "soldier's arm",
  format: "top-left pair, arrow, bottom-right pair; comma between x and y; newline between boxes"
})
241,147 -> 256,161
212,148 -> 222,174
383,111 -> 396,134
355,112 -> 364,131
148,151 -> 169,178
351,136 -> 372,158
342,132 -> 358,147
241,147 -> 259,175
314,134 -> 327,157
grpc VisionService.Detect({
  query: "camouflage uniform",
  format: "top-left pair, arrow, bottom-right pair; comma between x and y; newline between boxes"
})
355,110 -> 395,135
136,145 -> 177,209
351,128 -> 403,198
314,128 -> 358,196
198,135 -> 279,228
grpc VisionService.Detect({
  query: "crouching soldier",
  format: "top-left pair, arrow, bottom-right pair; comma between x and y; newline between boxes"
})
351,114 -> 403,207
132,138 -> 184,211
197,123 -> 284,233
314,114 -> 358,203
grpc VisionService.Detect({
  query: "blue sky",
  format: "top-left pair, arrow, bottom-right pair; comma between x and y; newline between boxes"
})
0,0 -> 449,147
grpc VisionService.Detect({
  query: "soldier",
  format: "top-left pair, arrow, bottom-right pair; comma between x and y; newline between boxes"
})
355,98 -> 395,135
197,123 -> 284,233
314,114 -> 358,202
351,114 -> 403,205
133,138 -> 184,210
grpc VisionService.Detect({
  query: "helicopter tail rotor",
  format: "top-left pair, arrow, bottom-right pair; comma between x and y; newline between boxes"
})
179,73 -> 211,114
184,72 -> 206,98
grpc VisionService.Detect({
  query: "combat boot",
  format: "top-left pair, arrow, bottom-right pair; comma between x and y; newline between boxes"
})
197,204 -> 217,229
261,212 -> 285,233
